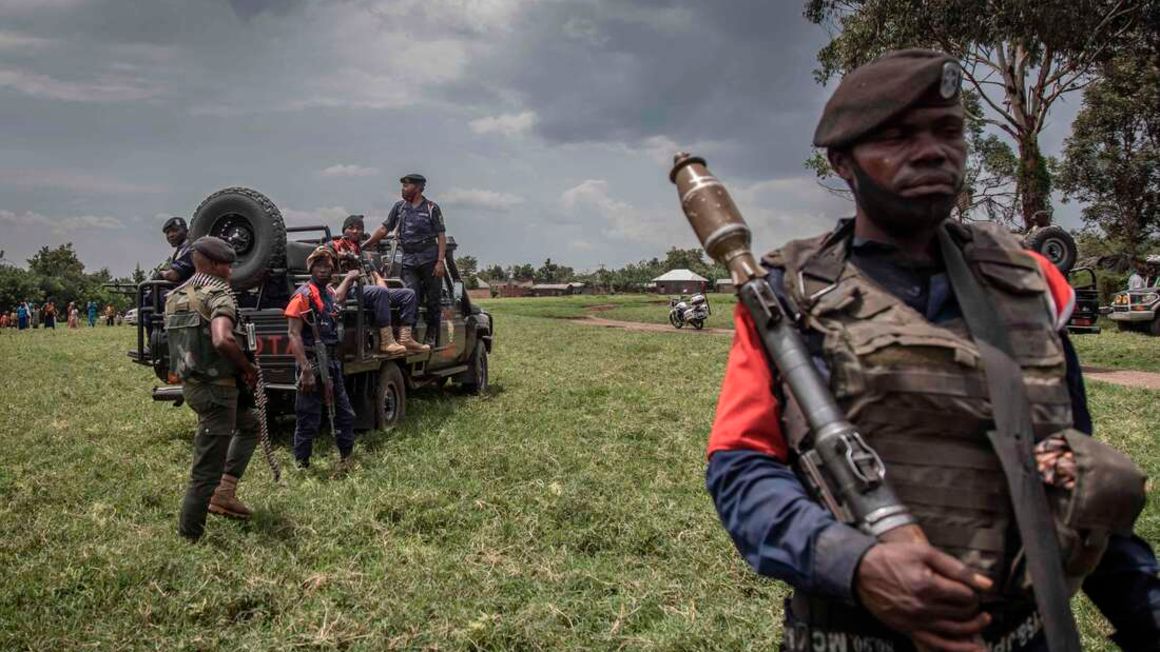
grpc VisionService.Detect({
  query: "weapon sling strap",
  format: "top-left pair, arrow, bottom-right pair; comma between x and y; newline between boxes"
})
936,226 -> 1081,652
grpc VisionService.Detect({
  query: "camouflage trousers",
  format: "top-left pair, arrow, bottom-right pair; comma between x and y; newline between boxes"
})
178,381 -> 259,540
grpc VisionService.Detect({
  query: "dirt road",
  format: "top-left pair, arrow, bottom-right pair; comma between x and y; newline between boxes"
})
572,315 -> 1160,390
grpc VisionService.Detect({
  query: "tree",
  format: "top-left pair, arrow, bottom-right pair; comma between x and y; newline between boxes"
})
131,263 -> 148,285
510,264 -> 536,281
455,255 -> 478,277
534,258 -> 574,284
1057,50 -> 1160,258
479,264 -> 506,282
28,243 -> 86,278
804,0 -> 1145,228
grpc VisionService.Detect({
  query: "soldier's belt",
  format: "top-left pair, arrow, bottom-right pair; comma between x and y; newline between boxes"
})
785,595 -> 1043,651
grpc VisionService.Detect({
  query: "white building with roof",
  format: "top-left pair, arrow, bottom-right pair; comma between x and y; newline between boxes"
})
650,269 -> 709,295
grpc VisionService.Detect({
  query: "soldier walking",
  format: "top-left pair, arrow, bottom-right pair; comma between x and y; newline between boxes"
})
704,50 -> 1159,651
166,236 -> 260,541
364,173 -> 447,347
284,247 -> 360,472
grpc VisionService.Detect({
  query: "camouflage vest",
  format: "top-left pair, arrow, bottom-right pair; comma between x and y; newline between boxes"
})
770,221 -> 1076,595
164,273 -> 240,385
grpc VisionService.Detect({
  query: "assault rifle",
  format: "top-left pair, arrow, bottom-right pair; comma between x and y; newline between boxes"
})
669,153 -> 921,542
305,310 -> 337,436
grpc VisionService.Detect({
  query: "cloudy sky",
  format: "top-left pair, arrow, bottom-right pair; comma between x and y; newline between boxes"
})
0,0 -> 1083,276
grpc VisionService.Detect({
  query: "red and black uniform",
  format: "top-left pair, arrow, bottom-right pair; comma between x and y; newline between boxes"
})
284,281 -> 355,465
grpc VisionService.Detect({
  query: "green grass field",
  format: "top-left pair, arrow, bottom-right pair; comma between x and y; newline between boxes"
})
0,308 -> 1156,650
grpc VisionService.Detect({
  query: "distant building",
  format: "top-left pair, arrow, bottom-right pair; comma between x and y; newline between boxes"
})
529,282 -> 588,297
467,278 -> 491,300
494,279 -> 534,298
715,278 -> 735,294
651,269 -> 709,295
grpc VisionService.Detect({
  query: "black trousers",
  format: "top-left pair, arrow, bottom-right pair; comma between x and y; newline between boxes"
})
402,260 -> 441,343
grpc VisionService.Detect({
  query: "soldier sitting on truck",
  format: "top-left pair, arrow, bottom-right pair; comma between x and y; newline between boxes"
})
327,214 -> 428,355
284,246 -> 361,472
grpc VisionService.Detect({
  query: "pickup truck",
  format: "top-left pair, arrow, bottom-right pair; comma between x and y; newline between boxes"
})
1107,285 -> 1160,336
129,187 -> 493,429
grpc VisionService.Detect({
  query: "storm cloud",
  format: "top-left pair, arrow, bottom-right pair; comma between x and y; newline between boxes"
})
0,1 -> 1081,276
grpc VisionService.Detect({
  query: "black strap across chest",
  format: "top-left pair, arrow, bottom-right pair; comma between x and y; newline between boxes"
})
937,226 -> 1080,652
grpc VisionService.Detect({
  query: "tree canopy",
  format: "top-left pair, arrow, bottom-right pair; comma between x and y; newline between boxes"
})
804,0 -> 1146,228
0,243 -> 133,312
1057,49 -> 1160,257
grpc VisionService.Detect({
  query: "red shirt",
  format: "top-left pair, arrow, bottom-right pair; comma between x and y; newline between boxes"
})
283,281 -> 337,320
706,252 -> 1076,461
331,237 -> 361,256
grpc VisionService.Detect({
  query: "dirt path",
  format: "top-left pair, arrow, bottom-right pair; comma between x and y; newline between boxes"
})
571,315 -> 736,335
1079,367 -> 1160,391
571,315 -> 1160,390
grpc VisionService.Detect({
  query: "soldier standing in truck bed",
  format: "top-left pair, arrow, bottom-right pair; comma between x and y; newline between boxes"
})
363,173 -> 446,347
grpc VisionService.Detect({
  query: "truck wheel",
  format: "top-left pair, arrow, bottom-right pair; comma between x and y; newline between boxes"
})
1150,316 -> 1160,336
1023,225 -> 1077,274
460,341 -> 489,395
375,361 -> 406,430
191,187 -> 287,290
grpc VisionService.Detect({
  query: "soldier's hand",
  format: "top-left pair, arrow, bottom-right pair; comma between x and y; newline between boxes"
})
241,363 -> 258,389
297,368 -> 317,393
345,269 -> 361,283
434,261 -> 446,278
855,542 -> 993,651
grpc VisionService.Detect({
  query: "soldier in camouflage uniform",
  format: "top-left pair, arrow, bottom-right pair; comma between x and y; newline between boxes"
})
165,236 -> 261,541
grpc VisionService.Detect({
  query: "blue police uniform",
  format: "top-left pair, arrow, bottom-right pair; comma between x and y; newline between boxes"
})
168,239 -> 194,284
284,281 -> 356,466
383,198 -> 445,344
706,235 -> 1160,651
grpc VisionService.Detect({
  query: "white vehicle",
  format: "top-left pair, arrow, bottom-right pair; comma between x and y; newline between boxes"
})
124,308 -> 138,325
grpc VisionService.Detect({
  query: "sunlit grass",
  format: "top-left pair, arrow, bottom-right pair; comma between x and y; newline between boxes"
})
0,312 -> 1153,650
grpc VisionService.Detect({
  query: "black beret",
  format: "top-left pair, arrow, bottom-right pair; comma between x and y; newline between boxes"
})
342,214 -> 365,230
161,216 -> 187,232
400,173 -> 426,185
191,236 -> 237,263
814,49 -> 962,149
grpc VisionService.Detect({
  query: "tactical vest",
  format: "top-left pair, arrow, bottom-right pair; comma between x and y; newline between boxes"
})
293,283 -> 340,348
164,276 -> 240,385
395,199 -> 440,250
770,222 -> 1077,595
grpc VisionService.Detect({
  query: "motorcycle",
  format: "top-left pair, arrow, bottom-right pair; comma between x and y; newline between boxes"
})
668,293 -> 710,330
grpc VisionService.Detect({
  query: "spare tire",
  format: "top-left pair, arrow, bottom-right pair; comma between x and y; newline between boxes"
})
1023,225 -> 1077,274
190,187 -> 286,290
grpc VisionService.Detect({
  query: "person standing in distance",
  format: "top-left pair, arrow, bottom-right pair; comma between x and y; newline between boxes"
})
364,173 -> 446,347
704,50 -> 1159,651
165,236 -> 260,541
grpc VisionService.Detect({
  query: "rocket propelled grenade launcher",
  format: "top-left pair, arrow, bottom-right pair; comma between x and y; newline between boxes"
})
669,152 -> 920,542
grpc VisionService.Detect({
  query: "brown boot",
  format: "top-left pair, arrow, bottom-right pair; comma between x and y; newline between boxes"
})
398,326 -> 430,353
379,327 -> 407,356
208,474 -> 252,520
